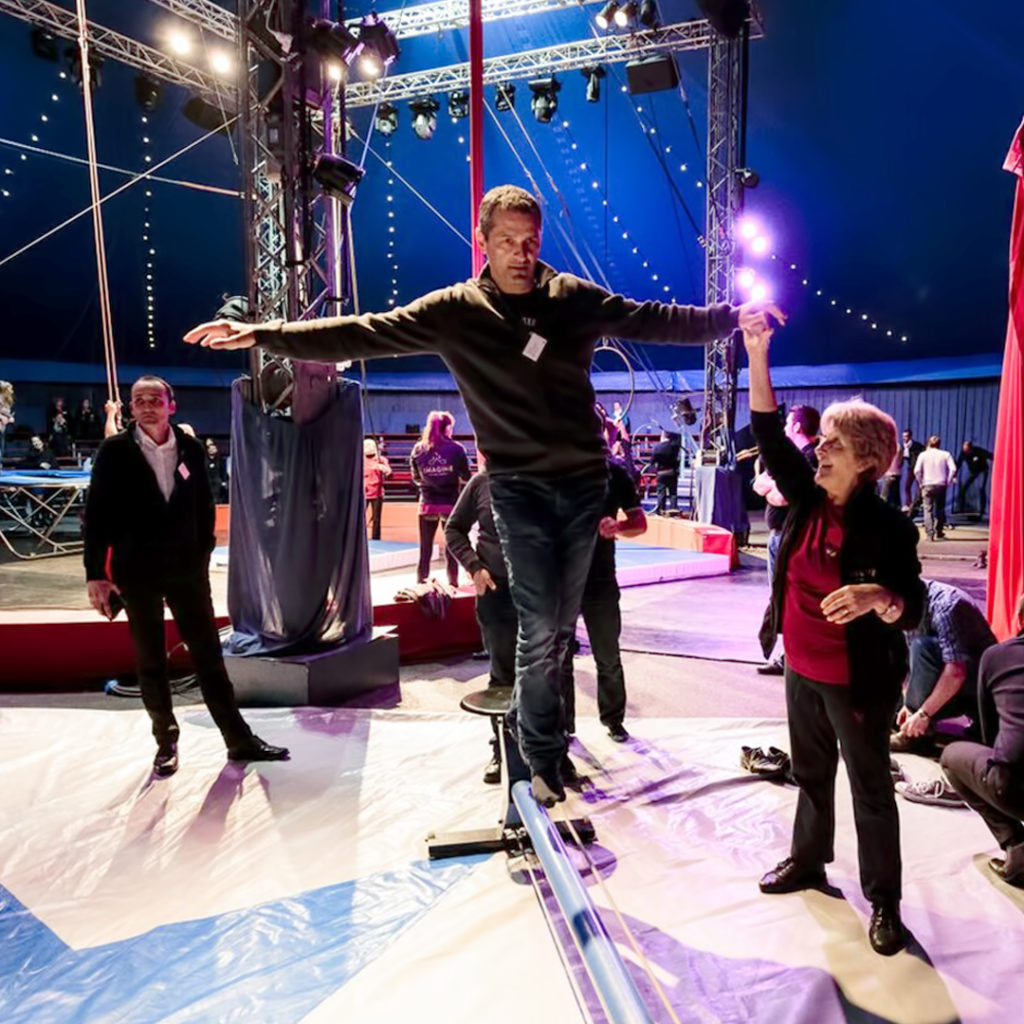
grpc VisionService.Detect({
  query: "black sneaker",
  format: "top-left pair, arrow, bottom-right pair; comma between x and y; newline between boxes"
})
757,657 -> 785,676
152,739 -> 178,778
531,764 -> 566,807
482,755 -> 501,785
607,723 -> 630,743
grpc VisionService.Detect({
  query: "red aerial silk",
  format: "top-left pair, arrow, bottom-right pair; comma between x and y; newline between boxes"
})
987,117 -> 1024,640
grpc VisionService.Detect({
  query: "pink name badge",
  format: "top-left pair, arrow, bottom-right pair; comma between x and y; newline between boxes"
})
178,463 -> 190,480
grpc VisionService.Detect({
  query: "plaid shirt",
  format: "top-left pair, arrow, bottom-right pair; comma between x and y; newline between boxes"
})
910,579 -> 996,666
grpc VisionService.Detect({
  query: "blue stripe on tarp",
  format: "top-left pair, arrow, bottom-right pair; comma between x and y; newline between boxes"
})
0,470 -> 91,485
0,857 -> 482,1023
614,544 -> 718,568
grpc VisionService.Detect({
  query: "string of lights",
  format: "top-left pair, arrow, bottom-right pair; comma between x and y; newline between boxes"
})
140,112 -> 157,349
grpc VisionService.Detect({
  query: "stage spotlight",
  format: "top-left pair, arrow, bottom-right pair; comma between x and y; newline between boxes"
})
528,77 -> 561,124
307,19 -> 361,64
697,0 -> 749,38
614,1 -> 638,27
495,83 -> 516,111
409,96 -> 439,140
134,75 -> 162,112
183,95 -> 233,135
448,91 -> 469,119
167,29 -> 192,56
639,0 -> 659,27
735,166 -> 759,188
209,51 -> 233,76
375,102 -> 398,136
312,152 -> 364,206
749,235 -> 769,256
749,281 -> 771,302
736,216 -> 759,240
595,1 -> 619,30
735,267 -> 756,291
674,397 -> 698,426
31,28 -> 59,62
65,44 -> 103,90
582,66 -> 605,103
357,15 -> 399,78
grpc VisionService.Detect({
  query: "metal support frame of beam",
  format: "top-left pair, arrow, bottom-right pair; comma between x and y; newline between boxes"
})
698,29 -> 745,466
0,0 -> 232,103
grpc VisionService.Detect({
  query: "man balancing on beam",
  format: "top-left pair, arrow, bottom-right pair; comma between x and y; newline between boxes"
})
184,184 -> 782,807
84,375 -> 289,778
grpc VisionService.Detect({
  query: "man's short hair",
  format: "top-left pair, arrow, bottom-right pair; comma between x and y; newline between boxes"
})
478,185 -> 542,238
927,434 -> 941,448
131,375 -> 175,403
821,398 -> 898,483
789,405 -> 820,439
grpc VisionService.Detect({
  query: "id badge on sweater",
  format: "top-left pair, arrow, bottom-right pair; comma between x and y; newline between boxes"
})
522,332 -> 547,361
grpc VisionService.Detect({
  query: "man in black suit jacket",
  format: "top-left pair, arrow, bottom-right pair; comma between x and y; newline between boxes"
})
83,376 -> 288,777
941,595 -> 1024,886
899,428 -> 925,513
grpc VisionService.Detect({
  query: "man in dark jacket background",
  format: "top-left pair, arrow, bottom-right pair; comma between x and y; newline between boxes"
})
84,376 -> 288,778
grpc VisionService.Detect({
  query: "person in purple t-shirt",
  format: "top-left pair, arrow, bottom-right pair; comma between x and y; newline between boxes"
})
410,410 -> 471,585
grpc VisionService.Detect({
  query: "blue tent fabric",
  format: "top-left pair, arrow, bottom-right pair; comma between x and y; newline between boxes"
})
224,378 -> 372,656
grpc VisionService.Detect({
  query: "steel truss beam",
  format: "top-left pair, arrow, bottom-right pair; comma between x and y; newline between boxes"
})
698,30 -> 745,466
344,17 -> 756,107
0,0 -> 232,104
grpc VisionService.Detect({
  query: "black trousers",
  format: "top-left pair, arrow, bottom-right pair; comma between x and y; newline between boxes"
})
654,472 -> 678,514
559,577 -> 627,734
121,569 -> 253,749
476,581 -> 517,689
417,514 -> 459,585
941,741 -> 1024,850
786,666 -> 902,903
366,495 -> 383,540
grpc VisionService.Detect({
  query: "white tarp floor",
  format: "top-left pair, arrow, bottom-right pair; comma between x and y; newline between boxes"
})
0,705 -> 1019,1024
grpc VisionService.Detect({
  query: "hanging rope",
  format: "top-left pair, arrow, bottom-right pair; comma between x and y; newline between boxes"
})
74,0 -> 119,406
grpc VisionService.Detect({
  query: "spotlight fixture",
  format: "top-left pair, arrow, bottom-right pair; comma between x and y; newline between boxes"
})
312,152 -> 365,206
183,95 -> 232,135
357,15 -> 400,78
595,1 -> 619,30
581,66 -> 605,103
494,82 -> 516,111
375,101 -> 398,136
448,91 -> 469,119
409,96 -> 439,140
30,27 -> 59,62
307,18 -> 361,64
134,74 -> 162,112
528,77 -> 561,124
614,1 -> 638,27
735,166 -> 760,188
639,0 -> 659,27
65,44 -> 103,90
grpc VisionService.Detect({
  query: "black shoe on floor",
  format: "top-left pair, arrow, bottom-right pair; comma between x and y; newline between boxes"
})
987,857 -> 1024,888
869,901 -> 906,956
227,736 -> 290,762
482,755 -> 501,785
530,764 -> 566,807
757,657 -> 785,676
759,857 -> 826,894
560,753 -> 583,790
607,723 -> 630,743
153,740 -> 178,778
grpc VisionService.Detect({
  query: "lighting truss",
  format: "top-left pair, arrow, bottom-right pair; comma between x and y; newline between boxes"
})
0,0 -> 232,105
344,17 -> 761,107
145,0 -> 238,42
698,29 -> 745,466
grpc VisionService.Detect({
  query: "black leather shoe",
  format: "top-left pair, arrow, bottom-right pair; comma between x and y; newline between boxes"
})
759,857 -> 826,894
482,755 -> 501,785
607,723 -> 630,743
757,657 -> 785,676
227,736 -> 290,762
561,753 -> 583,790
869,901 -> 906,956
153,740 -> 178,778
987,857 -> 1024,888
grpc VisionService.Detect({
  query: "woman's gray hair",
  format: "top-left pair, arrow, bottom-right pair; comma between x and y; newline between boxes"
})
820,398 -> 898,483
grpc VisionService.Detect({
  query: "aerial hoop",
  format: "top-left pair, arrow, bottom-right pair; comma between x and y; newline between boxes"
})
592,340 -> 636,417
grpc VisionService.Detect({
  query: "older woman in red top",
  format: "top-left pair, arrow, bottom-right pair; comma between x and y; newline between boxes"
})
744,319 -> 923,957
363,438 -> 392,541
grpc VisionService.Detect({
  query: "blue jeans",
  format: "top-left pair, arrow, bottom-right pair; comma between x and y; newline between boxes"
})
905,636 -> 977,722
490,471 -> 607,775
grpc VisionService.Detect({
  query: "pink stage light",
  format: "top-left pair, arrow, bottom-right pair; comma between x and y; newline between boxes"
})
749,282 -> 771,302
736,267 -> 756,291
737,216 -> 760,240
749,235 -> 770,256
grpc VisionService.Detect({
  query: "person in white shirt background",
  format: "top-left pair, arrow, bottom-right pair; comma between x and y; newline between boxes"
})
914,435 -> 958,541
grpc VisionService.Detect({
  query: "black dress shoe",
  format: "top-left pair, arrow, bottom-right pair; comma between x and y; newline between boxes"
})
987,857 -> 1024,888
757,657 -> 785,676
759,857 -> 827,894
607,723 -> 630,743
227,736 -> 290,762
869,901 -> 906,956
153,740 -> 178,778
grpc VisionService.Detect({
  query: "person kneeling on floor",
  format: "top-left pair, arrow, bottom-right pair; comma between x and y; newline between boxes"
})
941,594 -> 1024,887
